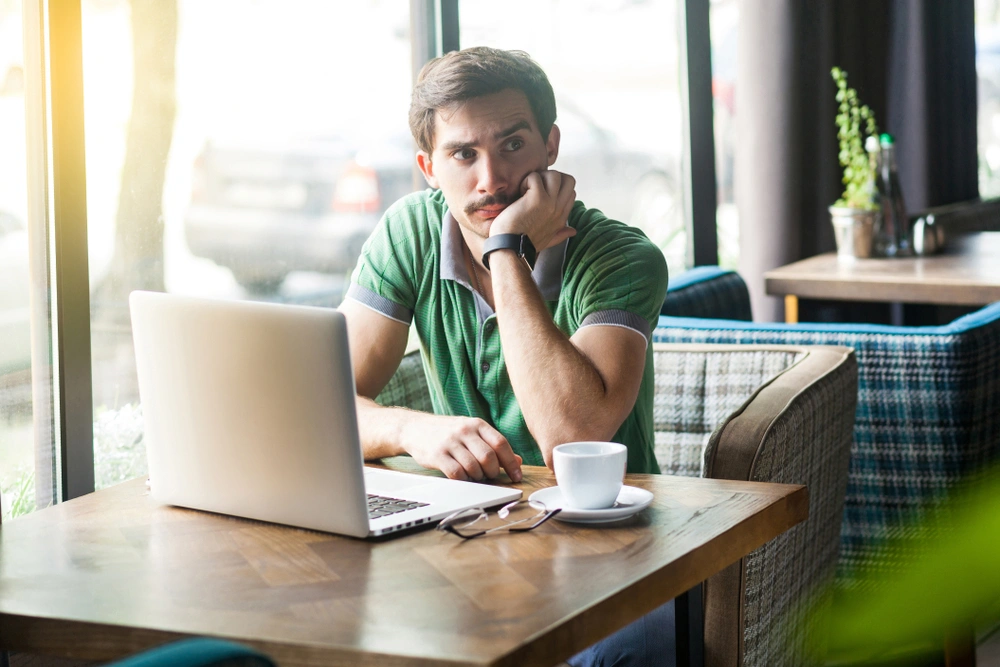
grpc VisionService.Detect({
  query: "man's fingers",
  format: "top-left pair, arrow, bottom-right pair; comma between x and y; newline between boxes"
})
449,444 -> 486,481
558,172 -> 576,197
478,423 -> 522,482
543,226 -> 577,251
557,174 -> 576,211
437,454 -> 469,481
521,171 -> 543,195
465,438 -> 502,479
540,169 -> 563,195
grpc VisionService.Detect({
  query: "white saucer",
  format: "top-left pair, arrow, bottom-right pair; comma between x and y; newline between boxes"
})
528,485 -> 654,524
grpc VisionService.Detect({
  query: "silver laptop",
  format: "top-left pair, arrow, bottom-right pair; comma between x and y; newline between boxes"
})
129,290 -> 521,537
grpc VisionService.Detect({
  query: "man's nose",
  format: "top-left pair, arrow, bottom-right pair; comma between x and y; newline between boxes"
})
476,153 -> 509,195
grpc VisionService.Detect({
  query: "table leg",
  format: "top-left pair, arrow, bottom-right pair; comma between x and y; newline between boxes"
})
675,583 -> 704,667
944,627 -> 976,667
784,295 -> 799,324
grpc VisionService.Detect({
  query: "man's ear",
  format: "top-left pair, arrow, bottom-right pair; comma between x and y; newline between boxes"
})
545,124 -> 561,167
416,151 -> 438,188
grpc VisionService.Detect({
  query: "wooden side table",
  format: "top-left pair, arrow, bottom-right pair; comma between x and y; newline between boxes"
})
764,233 -> 1000,323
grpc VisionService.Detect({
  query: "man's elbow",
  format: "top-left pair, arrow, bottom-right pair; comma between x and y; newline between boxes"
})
534,423 -> 623,470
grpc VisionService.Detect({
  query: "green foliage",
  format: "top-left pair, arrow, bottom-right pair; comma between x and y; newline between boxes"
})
832,67 -> 879,210
1,467 -> 36,521
821,464 -> 1000,665
0,403 -> 147,522
93,403 -> 148,490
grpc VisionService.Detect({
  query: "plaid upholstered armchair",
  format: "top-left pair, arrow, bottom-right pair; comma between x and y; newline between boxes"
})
653,267 -> 1000,593
377,341 -> 858,667
652,343 -> 856,667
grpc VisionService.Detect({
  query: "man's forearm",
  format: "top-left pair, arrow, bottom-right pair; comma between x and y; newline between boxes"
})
490,252 -> 614,461
356,396 -> 411,460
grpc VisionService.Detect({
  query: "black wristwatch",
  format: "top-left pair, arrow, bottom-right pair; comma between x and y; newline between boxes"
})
482,233 -> 537,270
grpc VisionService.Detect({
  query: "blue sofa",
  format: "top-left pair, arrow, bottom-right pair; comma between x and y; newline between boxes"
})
654,266 -> 1000,586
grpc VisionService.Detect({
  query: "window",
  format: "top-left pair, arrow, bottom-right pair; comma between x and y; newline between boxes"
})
81,0 -> 414,488
0,0 -> 56,519
977,0 -> 1000,197
710,0 -> 738,269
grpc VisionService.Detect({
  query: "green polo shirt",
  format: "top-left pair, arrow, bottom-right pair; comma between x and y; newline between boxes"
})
347,189 -> 667,474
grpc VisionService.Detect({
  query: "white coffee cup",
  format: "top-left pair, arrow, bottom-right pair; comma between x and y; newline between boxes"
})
552,442 -> 628,510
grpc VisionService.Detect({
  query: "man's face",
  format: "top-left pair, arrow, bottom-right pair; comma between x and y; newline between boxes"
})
416,88 -> 560,240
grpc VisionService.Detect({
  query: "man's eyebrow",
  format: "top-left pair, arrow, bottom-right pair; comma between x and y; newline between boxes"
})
439,139 -> 474,153
495,120 -> 531,139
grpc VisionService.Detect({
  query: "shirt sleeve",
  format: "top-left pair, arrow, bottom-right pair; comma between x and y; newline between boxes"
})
347,195 -> 426,325
570,212 -> 669,343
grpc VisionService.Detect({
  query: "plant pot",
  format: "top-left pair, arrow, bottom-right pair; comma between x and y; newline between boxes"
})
829,206 -> 876,260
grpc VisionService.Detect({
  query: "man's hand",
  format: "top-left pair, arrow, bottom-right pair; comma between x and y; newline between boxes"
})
400,411 -> 523,483
490,170 -> 577,251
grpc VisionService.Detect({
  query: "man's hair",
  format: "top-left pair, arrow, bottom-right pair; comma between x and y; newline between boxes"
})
409,47 -> 557,154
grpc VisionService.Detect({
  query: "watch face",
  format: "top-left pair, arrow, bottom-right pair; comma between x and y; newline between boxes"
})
520,234 -> 537,269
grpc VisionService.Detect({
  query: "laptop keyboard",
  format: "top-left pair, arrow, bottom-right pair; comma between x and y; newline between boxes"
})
367,494 -> 429,520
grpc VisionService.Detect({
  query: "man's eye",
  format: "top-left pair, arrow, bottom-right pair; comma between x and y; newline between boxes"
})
454,148 -> 475,160
504,138 -> 524,151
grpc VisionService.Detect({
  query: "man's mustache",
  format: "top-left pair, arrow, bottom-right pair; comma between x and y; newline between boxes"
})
464,191 -> 520,216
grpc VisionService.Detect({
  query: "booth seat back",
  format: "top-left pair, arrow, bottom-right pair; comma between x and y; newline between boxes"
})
376,349 -> 433,413
654,302 -> 1000,587
653,346 -> 805,477
661,266 -> 753,321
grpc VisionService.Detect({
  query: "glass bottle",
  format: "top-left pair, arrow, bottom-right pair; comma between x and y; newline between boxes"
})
864,136 -> 885,253
876,133 -> 912,257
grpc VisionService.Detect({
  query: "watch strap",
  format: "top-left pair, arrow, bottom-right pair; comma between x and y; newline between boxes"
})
482,233 -> 537,270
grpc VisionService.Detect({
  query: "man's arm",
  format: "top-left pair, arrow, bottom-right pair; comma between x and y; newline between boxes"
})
489,252 -> 647,467
487,169 -> 651,466
339,298 -> 522,482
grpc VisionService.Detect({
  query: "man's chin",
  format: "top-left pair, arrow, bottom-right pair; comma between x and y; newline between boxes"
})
453,213 -> 492,239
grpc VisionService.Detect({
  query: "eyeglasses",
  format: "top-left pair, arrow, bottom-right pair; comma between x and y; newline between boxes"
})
436,499 -> 561,539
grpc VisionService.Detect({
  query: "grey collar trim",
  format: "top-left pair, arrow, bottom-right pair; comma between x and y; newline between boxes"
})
439,209 -> 567,303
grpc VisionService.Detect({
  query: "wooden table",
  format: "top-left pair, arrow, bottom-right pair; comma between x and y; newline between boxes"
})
765,232 -> 1000,323
0,462 -> 807,667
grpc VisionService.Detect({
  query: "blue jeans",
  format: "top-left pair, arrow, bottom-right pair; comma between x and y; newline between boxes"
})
567,599 -> 676,667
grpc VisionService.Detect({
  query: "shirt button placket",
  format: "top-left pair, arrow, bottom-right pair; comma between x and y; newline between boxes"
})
479,318 -> 495,378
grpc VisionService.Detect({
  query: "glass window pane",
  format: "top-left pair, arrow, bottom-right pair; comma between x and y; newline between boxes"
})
82,0 -> 414,489
459,0 -> 689,275
977,0 -> 1000,198
1,0 -> 55,519
711,0 -> 739,269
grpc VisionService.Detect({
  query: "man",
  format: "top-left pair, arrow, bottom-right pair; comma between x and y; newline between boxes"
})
340,46 -> 666,485
338,46 -> 672,666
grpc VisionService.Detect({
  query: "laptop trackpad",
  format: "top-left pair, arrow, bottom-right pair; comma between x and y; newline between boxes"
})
363,466 -> 518,506
363,467 -> 441,494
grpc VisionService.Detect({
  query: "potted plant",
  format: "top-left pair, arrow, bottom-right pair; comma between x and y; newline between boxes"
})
830,66 -> 879,260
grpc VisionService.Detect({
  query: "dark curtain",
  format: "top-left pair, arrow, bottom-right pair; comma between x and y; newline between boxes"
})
735,0 -> 978,322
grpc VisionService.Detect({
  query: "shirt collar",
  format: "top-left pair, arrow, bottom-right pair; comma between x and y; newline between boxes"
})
439,209 -> 566,302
